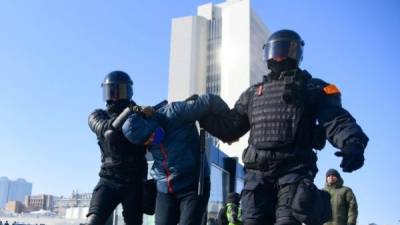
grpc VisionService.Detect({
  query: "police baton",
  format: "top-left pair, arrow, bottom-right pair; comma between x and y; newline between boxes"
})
112,100 -> 168,130
198,128 -> 206,196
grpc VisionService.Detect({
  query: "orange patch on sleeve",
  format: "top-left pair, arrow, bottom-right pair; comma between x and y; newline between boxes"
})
323,84 -> 340,95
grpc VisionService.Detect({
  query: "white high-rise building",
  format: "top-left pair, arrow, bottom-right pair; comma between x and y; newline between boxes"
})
168,0 -> 270,159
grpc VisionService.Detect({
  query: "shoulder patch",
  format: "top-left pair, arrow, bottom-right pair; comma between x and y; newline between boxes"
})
323,84 -> 340,95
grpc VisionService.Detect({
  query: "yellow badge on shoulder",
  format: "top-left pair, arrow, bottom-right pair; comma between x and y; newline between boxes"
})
323,84 -> 340,95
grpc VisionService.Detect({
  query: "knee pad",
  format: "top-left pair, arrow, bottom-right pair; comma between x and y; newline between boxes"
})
275,183 -> 298,224
291,179 -> 331,225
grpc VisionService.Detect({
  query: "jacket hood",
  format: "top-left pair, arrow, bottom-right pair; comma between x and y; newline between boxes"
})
325,175 -> 344,189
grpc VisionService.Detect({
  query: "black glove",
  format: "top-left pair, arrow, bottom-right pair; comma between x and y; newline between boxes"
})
334,144 -> 364,172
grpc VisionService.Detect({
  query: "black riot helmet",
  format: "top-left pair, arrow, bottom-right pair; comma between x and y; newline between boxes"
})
263,29 -> 304,67
101,71 -> 133,102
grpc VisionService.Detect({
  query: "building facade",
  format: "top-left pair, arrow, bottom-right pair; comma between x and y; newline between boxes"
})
65,207 -> 89,219
54,191 -> 92,217
167,0 -> 269,223
0,177 -> 9,208
0,177 -> 32,209
5,201 -> 25,213
168,0 -> 270,159
24,194 -> 54,212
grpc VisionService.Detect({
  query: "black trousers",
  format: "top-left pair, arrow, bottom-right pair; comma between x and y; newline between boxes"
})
241,169 -> 316,225
155,180 -> 210,225
87,177 -> 144,225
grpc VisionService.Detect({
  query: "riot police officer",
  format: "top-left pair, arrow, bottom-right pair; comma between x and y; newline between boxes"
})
87,71 -> 147,225
200,30 -> 368,225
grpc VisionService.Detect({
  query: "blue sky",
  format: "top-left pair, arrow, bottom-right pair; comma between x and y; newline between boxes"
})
0,0 -> 399,224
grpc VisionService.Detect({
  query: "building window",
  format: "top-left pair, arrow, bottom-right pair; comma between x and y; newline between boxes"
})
235,178 -> 244,194
207,164 -> 230,224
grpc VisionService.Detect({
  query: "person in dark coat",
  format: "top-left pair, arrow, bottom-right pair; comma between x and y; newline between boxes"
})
86,71 -> 148,225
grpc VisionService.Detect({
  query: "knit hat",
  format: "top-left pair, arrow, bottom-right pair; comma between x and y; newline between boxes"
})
122,113 -> 160,144
227,192 -> 240,204
326,168 -> 341,178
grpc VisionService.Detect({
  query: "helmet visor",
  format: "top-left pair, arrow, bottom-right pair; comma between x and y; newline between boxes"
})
264,40 -> 303,62
102,83 -> 132,101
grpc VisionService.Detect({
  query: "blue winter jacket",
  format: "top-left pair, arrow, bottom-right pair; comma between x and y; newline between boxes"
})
122,94 -> 230,193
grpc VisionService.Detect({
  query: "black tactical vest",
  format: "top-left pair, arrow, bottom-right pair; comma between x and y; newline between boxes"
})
97,115 -> 147,178
248,70 -> 310,149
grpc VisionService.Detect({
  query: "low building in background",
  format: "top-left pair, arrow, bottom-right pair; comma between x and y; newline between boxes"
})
54,191 -> 92,217
65,207 -> 89,219
5,200 -> 25,213
24,194 -> 54,212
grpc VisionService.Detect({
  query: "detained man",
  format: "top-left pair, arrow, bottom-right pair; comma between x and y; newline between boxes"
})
122,94 -> 231,225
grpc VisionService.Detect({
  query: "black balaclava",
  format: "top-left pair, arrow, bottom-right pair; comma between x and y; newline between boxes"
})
267,58 -> 298,76
106,99 -> 131,115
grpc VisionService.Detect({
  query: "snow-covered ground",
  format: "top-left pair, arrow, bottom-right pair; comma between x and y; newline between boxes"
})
0,216 -> 85,225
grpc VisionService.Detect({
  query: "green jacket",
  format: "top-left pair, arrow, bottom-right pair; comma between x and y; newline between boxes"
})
226,203 -> 242,225
217,203 -> 242,225
323,177 -> 358,225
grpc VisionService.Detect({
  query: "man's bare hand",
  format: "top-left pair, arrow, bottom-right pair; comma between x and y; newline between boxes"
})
142,106 -> 155,118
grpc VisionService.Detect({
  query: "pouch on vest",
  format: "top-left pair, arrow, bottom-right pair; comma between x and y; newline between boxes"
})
242,145 -> 275,170
242,146 -> 257,168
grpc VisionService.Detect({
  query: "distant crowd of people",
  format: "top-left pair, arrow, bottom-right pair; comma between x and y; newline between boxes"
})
0,221 -> 45,225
